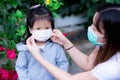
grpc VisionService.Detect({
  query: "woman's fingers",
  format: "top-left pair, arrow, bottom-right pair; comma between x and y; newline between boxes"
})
51,36 -> 57,42
51,29 -> 67,46
52,29 -> 63,36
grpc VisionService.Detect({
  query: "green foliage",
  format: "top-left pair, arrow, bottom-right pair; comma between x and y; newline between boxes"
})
45,0 -> 63,17
2,60 -> 13,70
59,0 -> 120,27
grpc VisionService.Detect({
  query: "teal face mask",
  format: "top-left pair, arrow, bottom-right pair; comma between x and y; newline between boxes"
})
87,27 -> 104,46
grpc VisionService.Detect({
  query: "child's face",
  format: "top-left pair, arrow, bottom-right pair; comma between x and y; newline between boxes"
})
29,20 -> 53,42
31,20 -> 52,30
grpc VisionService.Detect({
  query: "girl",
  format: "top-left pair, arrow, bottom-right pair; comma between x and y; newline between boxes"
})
15,4 -> 68,80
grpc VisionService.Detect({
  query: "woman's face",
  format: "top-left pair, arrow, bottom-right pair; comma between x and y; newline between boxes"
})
90,12 -> 105,43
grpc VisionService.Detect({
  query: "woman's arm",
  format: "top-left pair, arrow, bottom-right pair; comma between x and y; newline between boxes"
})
52,29 -> 98,71
72,71 -> 98,80
66,42 -> 98,71
31,52 -> 97,80
26,37 -> 98,80
26,37 -> 73,80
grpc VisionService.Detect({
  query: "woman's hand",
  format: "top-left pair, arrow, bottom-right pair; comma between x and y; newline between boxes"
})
51,29 -> 73,49
26,36 -> 41,60
51,29 -> 66,45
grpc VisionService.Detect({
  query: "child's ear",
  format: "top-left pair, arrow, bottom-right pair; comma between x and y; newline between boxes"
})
28,26 -> 32,34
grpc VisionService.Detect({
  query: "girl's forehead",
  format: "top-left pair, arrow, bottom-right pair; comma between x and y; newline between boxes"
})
34,19 -> 51,25
32,19 -> 51,28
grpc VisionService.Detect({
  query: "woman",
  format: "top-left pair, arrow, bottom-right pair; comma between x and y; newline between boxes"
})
26,7 -> 120,80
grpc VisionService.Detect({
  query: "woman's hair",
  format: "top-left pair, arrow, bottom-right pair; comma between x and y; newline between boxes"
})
96,3 -> 119,12
94,8 -> 120,66
23,5 -> 54,44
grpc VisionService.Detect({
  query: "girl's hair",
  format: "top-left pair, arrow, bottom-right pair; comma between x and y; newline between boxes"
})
94,8 -> 120,66
23,5 -> 54,44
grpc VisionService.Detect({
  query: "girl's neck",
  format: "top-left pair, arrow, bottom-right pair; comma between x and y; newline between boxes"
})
35,41 -> 45,46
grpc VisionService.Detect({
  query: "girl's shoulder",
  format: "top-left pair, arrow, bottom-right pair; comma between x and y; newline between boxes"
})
16,42 -> 28,52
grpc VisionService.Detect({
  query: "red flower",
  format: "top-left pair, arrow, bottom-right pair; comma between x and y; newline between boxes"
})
9,70 -> 18,80
0,68 -> 9,80
0,45 -> 6,51
6,49 -> 17,60
63,32 -> 67,37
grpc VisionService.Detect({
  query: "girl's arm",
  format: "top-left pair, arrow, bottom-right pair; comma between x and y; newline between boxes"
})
15,51 -> 31,80
55,45 -> 69,72
26,37 -> 98,80
52,29 -> 98,71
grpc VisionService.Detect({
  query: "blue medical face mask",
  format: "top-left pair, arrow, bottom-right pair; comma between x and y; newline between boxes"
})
87,27 -> 104,46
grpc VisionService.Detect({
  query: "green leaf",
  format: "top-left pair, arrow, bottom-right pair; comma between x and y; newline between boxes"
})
7,40 -> 16,49
86,2 -> 91,8
53,0 -> 58,2
11,2 -> 18,8
115,0 -> 120,4
0,52 -> 6,58
6,4 -> 12,10
7,0 -> 22,8
91,0 -> 100,3
52,3 -> 61,10
2,60 -> 13,70
0,51 -> 6,55
15,10 -> 23,18
16,25 -> 26,36
52,12 -> 58,18
106,0 -> 115,3
59,2 -> 64,5
9,15 -> 17,23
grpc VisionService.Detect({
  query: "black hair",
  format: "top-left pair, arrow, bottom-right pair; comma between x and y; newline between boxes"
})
99,8 -> 120,44
23,5 -> 54,44
97,2 -> 120,12
92,3 -> 120,33
94,8 -> 120,66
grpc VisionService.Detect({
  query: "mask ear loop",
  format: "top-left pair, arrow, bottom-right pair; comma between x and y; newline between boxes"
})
30,4 -> 40,9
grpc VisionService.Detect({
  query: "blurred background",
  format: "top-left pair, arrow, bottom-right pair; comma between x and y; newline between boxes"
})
0,0 -> 120,79
1,0 -> 120,44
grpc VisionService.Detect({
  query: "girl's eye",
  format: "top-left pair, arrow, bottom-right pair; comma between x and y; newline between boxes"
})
46,27 -> 50,29
36,28 -> 40,30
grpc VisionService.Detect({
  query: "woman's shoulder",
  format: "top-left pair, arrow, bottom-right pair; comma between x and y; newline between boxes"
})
96,51 -> 120,66
109,51 -> 120,62
92,51 -> 120,80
